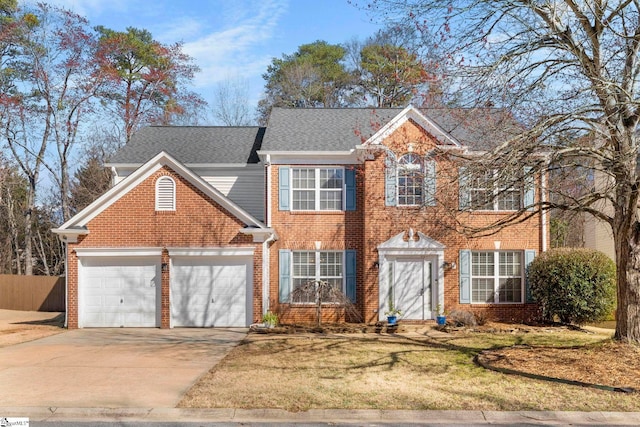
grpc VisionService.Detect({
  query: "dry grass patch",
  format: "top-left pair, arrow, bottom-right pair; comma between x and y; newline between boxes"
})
0,310 -> 65,347
179,326 -> 639,412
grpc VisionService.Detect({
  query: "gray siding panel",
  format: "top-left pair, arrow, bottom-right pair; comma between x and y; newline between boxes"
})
201,167 -> 265,221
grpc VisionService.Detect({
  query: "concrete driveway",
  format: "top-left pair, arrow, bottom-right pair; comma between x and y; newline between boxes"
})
0,327 -> 247,408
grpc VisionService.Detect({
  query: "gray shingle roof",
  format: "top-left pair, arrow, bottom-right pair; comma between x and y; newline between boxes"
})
261,108 -> 403,151
108,126 -> 265,164
109,108 -> 522,165
261,107 -> 522,152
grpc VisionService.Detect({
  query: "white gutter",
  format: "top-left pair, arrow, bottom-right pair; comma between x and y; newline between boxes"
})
257,150 -> 354,156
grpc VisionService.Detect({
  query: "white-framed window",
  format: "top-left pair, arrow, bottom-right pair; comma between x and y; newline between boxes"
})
471,251 -> 523,303
155,176 -> 176,211
469,170 -> 521,211
291,251 -> 343,303
397,153 -> 423,206
292,167 -> 343,211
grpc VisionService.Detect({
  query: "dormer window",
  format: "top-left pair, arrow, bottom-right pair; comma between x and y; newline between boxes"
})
155,176 -> 176,211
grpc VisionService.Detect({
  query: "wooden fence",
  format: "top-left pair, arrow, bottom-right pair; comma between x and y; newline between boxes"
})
0,274 -> 65,312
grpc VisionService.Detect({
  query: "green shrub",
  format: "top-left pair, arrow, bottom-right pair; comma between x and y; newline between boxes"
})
528,248 -> 616,325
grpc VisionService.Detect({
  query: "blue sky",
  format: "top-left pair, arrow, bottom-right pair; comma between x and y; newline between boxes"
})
39,0 -> 383,120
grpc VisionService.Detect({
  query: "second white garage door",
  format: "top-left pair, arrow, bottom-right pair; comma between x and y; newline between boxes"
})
170,256 -> 252,327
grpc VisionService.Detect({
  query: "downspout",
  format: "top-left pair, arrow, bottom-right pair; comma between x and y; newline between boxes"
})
262,234 -> 275,316
62,236 -> 68,328
541,168 -> 548,252
57,236 -> 69,328
262,154 -> 273,316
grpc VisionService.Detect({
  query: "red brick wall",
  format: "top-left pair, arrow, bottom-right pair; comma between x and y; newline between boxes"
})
66,166 -> 262,328
269,119 -> 544,324
267,165 -> 363,324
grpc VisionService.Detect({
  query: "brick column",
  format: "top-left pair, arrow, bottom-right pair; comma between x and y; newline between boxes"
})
160,248 -> 170,328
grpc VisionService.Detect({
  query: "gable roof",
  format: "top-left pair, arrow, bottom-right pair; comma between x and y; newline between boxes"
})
54,151 -> 269,236
364,105 -> 461,147
261,106 -> 523,152
107,126 -> 265,165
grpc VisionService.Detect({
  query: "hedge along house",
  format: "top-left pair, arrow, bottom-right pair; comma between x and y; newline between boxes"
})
54,106 -> 547,328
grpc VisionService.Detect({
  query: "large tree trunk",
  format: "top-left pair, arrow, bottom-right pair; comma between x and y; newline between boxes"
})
23,180 -> 35,276
60,157 -> 71,221
615,225 -> 640,343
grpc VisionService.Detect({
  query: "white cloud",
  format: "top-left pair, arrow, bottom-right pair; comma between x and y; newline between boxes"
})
23,0 -> 289,109
182,0 -> 288,88
27,0 -> 129,17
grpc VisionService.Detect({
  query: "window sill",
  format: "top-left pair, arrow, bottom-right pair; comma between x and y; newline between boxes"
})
155,210 -> 176,215
466,209 -> 519,214
285,302 -> 343,307
288,210 -> 345,215
470,302 -> 525,305
393,205 -> 435,209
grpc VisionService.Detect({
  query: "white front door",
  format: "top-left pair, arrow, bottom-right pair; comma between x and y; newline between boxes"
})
393,258 -> 432,320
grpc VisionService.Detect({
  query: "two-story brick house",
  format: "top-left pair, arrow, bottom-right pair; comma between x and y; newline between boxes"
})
54,106 -> 545,328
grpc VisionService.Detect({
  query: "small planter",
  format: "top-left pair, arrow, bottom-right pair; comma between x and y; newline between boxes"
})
436,315 -> 446,326
387,315 -> 398,325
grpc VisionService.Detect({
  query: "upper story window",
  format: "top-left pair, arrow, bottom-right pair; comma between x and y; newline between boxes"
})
292,167 -> 343,211
397,153 -> 424,206
155,176 -> 176,211
279,166 -> 356,212
469,170 -> 521,211
460,167 -> 534,212
385,152 -> 436,207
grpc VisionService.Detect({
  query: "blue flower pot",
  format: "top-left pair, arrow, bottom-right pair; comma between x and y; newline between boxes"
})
387,315 -> 397,325
436,315 -> 446,326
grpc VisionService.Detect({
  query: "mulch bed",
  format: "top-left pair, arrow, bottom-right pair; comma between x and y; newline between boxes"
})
250,322 -> 407,334
477,340 -> 640,393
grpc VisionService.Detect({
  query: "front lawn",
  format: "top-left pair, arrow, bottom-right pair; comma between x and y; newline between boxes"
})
179,324 -> 639,412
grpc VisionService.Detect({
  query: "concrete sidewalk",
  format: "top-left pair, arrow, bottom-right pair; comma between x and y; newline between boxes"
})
1,407 -> 640,425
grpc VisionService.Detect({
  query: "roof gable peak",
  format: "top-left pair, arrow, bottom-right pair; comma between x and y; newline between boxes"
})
364,105 -> 462,147
55,151 -> 266,233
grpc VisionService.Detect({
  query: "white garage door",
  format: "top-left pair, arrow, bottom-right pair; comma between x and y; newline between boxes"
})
80,257 -> 160,327
171,256 -> 251,327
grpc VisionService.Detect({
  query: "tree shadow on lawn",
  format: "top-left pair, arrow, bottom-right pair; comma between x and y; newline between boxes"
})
402,333 -> 636,394
244,329 -> 630,395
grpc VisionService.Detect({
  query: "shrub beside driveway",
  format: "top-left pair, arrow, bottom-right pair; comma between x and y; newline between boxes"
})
179,325 -> 639,412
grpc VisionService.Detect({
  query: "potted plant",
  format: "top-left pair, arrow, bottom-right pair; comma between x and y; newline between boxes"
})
435,304 -> 446,326
262,311 -> 278,328
385,303 -> 402,325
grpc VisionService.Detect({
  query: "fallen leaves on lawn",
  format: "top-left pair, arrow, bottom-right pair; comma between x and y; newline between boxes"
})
477,341 -> 640,392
